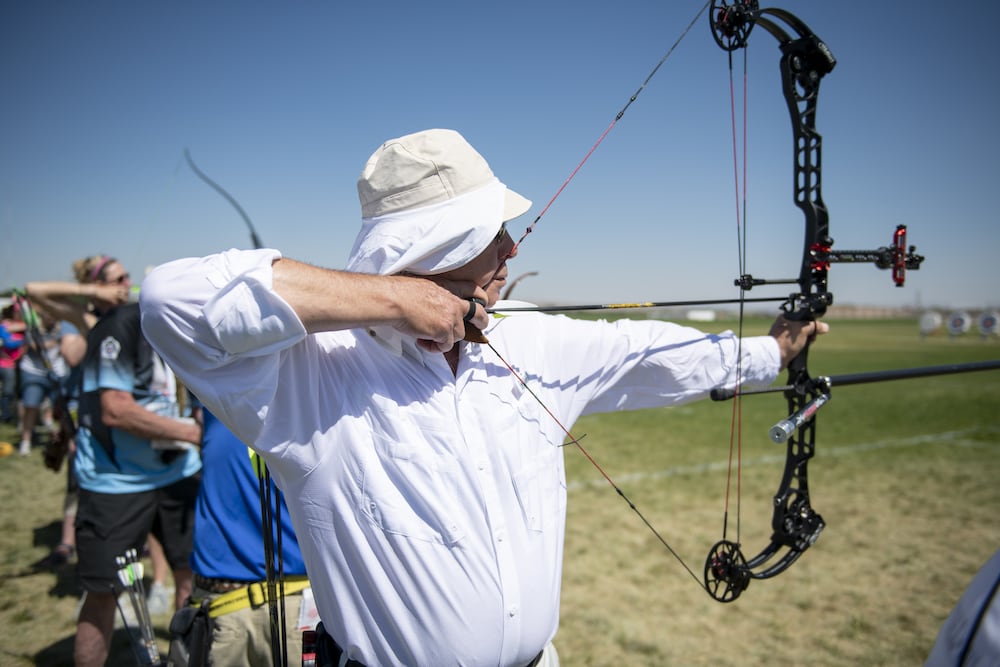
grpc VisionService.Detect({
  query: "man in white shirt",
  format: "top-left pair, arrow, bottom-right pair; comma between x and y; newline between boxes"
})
140,128 -> 824,667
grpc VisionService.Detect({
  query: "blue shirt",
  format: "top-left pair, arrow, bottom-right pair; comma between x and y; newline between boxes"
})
75,303 -> 201,492
191,409 -> 305,580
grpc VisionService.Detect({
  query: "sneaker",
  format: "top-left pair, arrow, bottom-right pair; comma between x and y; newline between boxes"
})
146,581 -> 174,616
18,440 -> 30,456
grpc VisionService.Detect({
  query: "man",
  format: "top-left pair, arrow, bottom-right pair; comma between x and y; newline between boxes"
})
168,406 -> 313,666
140,128 -> 824,666
924,547 -> 1000,666
71,257 -> 203,667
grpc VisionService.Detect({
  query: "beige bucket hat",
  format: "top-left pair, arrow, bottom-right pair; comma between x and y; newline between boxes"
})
347,129 -> 531,276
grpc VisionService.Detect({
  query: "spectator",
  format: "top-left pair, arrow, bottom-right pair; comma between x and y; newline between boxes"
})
168,407 -> 312,666
0,303 -> 25,425
24,273 -> 175,600
67,254 -> 202,667
16,308 -> 83,456
925,547 -> 1000,666
24,271 -> 124,569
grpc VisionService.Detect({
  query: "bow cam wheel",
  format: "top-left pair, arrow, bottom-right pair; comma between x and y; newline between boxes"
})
709,0 -> 759,51
704,539 -> 751,602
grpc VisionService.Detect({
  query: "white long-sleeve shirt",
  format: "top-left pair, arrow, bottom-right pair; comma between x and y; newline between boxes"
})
140,248 -> 781,667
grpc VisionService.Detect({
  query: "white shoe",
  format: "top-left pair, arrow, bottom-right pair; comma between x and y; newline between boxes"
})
18,440 -> 30,456
146,581 -> 174,616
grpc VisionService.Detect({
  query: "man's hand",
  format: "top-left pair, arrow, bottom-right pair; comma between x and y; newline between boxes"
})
95,283 -> 130,306
43,429 -> 71,472
393,276 -> 490,352
769,316 -> 829,369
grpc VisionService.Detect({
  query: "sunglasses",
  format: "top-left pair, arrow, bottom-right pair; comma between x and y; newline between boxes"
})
104,273 -> 130,285
492,223 -> 507,245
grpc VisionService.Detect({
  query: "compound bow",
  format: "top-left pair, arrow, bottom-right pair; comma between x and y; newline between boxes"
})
701,0 -> 925,601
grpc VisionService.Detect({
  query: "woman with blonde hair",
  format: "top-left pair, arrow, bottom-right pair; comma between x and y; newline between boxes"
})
25,256 -> 186,630
46,254 -> 201,667
25,254 -> 132,336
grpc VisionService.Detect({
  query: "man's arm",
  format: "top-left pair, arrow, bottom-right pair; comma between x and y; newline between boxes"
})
271,257 -> 487,352
25,281 -> 128,334
99,389 -> 201,445
140,249 -> 486,444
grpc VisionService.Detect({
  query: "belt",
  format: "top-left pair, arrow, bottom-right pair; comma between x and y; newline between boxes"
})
311,623 -> 544,667
194,574 -> 247,593
192,575 -> 311,618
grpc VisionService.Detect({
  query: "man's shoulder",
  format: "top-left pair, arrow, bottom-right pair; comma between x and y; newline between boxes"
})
89,303 -> 141,336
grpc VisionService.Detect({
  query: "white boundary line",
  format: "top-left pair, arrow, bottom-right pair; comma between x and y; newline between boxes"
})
566,426 -> 999,491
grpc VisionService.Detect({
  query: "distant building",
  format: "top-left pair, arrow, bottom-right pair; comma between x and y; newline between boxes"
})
686,309 -> 716,322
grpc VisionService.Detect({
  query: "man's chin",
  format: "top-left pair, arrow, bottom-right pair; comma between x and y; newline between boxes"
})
485,287 -> 504,307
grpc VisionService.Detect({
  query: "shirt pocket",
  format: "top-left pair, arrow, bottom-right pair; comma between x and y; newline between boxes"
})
360,415 -> 469,546
489,386 -> 567,535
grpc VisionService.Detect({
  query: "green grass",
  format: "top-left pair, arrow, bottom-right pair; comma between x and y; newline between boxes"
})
1,317 -> 998,666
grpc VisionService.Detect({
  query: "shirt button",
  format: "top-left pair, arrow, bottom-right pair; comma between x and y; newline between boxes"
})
508,606 -> 518,617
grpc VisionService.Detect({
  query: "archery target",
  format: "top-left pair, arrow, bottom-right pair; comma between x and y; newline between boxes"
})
919,311 -> 942,336
947,311 -> 971,336
979,311 -> 999,336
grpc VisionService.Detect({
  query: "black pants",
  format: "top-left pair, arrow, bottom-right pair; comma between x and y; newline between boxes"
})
313,622 -> 365,667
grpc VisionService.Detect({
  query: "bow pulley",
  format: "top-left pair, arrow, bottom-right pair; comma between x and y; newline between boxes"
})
710,0 -> 758,51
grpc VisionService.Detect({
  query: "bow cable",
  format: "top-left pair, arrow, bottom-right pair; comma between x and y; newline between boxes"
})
720,37 -> 751,570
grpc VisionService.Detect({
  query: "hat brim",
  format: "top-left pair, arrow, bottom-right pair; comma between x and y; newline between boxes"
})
503,188 -> 532,222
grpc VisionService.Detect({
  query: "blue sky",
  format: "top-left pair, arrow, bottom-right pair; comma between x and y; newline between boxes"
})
2,1 -> 998,311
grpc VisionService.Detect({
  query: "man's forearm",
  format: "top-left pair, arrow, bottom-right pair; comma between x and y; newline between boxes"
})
272,258 -> 415,333
100,391 -> 201,444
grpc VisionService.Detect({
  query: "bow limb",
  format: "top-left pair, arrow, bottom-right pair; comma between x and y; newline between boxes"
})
184,148 -> 265,250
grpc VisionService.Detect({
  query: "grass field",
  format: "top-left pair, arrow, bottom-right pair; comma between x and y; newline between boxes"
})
1,317 -> 998,666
